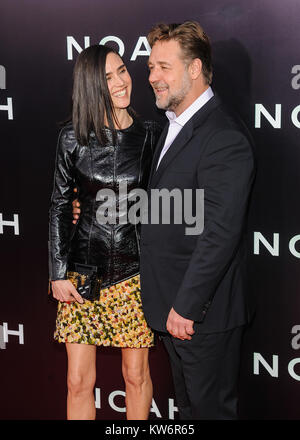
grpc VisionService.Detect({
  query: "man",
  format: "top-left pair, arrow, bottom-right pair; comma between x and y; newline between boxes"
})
139,21 -> 255,419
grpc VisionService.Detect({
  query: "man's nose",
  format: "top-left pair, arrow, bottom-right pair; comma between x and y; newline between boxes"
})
149,68 -> 159,84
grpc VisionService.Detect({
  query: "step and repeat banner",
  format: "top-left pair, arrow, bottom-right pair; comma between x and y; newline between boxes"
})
1,0 -> 300,419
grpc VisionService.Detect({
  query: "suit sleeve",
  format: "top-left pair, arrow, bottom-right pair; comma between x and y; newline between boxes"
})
48,128 -> 76,281
172,129 -> 255,321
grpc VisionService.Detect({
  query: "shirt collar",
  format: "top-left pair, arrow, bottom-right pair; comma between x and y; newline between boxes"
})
166,86 -> 214,127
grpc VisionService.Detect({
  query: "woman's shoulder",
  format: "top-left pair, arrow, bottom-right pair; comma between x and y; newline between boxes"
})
135,119 -> 163,153
59,121 -> 76,140
136,120 -> 163,145
57,122 -> 78,151
142,119 -> 163,134
127,116 -> 162,139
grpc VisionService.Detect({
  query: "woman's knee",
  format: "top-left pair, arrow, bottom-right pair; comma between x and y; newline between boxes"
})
123,367 -> 148,389
66,343 -> 96,397
122,359 -> 150,388
67,370 -> 96,397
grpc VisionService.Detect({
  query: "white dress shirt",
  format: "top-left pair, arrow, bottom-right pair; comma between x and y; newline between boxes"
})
156,86 -> 214,169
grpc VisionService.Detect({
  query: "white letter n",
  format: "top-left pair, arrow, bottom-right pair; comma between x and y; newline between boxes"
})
255,104 -> 281,128
254,232 -> 279,256
67,36 -> 90,60
253,352 -> 278,377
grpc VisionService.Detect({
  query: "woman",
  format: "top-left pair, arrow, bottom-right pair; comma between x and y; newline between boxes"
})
49,44 -> 161,420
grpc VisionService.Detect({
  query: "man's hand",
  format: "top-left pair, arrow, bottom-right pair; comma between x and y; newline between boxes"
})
72,188 -> 81,224
166,307 -> 195,340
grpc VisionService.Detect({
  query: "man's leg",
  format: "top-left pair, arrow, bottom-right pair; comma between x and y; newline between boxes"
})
164,326 -> 244,420
161,334 -> 193,419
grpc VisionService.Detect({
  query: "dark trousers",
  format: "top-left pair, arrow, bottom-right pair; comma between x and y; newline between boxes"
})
161,326 -> 244,420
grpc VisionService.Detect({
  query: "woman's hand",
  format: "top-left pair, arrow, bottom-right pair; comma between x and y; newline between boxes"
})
72,187 -> 81,224
51,280 -> 84,304
72,200 -> 81,224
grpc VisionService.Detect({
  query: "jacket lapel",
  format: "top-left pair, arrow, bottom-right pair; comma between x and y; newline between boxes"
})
149,95 -> 221,188
148,123 -> 168,184
151,124 -> 193,188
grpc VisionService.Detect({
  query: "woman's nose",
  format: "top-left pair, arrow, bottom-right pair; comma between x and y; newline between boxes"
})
114,74 -> 125,87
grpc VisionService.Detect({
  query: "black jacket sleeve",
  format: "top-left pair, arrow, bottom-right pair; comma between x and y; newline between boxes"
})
48,127 -> 76,280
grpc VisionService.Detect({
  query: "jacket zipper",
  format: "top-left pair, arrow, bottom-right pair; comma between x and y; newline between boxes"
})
110,137 -> 117,284
135,126 -> 149,257
87,143 -> 95,265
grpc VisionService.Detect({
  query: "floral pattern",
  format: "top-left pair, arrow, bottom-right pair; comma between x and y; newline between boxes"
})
54,275 -> 154,347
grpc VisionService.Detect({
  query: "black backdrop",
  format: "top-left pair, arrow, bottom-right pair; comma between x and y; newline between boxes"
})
1,0 -> 300,420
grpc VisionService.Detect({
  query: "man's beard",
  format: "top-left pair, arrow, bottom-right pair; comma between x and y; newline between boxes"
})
155,70 -> 192,112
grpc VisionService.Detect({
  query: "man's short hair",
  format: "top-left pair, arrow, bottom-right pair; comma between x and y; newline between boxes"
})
147,21 -> 213,85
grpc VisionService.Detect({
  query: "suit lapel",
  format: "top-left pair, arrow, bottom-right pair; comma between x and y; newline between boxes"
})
151,124 -> 193,187
148,123 -> 168,184
149,95 -> 221,188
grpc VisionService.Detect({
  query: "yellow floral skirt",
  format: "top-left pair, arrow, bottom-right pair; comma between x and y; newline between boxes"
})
54,274 -> 154,348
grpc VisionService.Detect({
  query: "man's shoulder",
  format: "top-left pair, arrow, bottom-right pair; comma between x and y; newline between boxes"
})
200,98 -> 242,130
194,98 -> 253,145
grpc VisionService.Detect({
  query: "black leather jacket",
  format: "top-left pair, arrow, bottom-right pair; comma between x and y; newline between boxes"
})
49,118 -> 161,287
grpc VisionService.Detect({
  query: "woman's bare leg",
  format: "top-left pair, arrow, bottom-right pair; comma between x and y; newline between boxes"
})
121,347 -> 152,420
65,343 -> 97,420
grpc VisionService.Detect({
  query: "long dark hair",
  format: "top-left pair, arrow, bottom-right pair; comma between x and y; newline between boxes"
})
72,44 -> 128,146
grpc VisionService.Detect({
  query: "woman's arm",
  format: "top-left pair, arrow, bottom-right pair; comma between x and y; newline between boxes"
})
49,127 -> 83,303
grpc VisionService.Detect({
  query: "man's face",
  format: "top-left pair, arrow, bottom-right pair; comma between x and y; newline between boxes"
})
148,39 -> 193,116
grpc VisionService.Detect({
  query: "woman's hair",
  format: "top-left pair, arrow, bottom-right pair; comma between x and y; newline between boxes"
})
72,44 -> 129,146
147,21 -> 213,85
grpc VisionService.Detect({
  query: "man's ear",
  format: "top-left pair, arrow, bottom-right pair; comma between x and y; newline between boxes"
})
189,58 -> 202,80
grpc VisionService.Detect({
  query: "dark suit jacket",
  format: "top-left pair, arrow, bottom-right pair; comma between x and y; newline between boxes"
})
140,95 -> 255,333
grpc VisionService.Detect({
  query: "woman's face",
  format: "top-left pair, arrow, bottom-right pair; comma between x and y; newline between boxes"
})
105,52 -> 132,110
